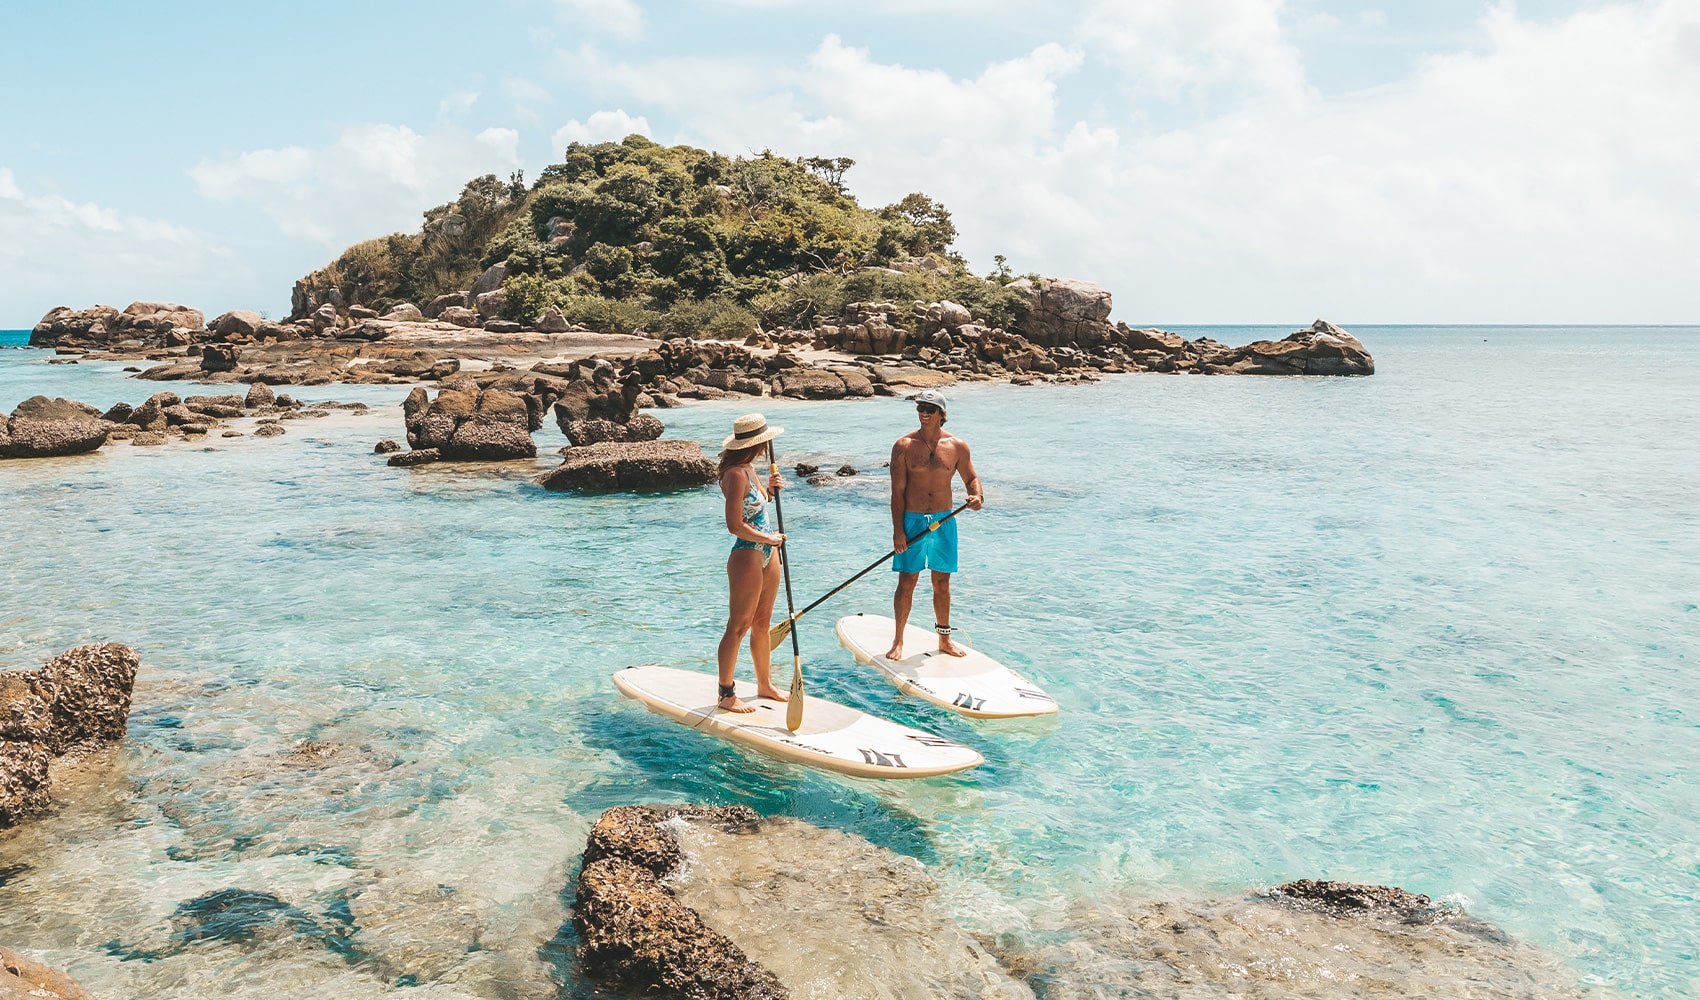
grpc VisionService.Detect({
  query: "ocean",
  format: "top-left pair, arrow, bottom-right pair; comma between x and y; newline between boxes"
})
2,326 -> 1696,997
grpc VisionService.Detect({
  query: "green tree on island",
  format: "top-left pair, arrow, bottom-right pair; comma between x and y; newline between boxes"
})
297,134 -> 1028,338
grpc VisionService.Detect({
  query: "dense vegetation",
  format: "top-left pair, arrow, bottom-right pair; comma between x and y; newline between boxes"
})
303,134 -> 1029,338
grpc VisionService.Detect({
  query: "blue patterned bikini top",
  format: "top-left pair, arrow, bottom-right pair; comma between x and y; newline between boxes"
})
741,468 -> 771,532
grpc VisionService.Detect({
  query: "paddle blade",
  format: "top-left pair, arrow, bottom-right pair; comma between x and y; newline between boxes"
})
785,657 -> 805,731
768,616 -> 794,649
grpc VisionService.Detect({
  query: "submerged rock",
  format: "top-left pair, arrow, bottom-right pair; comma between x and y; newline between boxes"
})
0,643 -> 139,828
668,814 -> 1032,1000
575,805 -> 786,1000
985,888 -> 1590,999
0,945 -> 97,1000
1271,878 -> 1432,917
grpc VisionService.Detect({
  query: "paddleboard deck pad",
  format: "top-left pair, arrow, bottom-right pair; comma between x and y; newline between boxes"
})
835,613 -> 1058,719
612,665 -> 983,779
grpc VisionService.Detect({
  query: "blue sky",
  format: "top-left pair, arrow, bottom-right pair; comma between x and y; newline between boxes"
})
2,0 -> 1696,327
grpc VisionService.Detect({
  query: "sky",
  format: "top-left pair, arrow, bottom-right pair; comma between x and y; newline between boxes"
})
2,0 -> 1697,328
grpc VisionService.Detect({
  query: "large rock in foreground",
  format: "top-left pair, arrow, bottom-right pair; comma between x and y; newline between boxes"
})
1,396 -> 110,459
0,643 -> 139,828
576,806 -> 786,1000
536,440 -> 715,493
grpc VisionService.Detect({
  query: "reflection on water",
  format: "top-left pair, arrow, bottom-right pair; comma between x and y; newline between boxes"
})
2,328 -> 1698,996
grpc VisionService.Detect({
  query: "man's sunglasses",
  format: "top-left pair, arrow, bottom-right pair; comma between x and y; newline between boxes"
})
916,404 -> 942,415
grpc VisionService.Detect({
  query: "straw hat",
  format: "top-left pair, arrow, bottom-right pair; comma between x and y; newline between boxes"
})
722,413 -> 784,450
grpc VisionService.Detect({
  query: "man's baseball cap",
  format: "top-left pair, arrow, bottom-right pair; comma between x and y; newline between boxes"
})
913,389 -> 948,412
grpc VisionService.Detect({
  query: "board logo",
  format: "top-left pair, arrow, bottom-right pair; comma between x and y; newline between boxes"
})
858,748 -> 908,768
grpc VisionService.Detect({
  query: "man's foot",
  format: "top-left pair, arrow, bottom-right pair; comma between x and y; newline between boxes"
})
756,686 -> 790,703
884,639 -> 904,661
937,625 -> 968,657
718,694 -> 756,713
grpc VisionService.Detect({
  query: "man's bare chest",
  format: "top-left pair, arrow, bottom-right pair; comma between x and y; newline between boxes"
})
904,437 -> 957,472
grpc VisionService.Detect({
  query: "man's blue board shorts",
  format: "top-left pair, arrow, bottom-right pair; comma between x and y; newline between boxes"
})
893,510 -> 958,574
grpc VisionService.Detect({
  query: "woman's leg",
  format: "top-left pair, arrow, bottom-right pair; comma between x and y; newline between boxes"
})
750,551 -> 788,701
718,550 -> 763,712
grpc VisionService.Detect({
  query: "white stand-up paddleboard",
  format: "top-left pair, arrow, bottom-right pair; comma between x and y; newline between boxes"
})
612,665 -> 983,779
834,614 -> 1058,719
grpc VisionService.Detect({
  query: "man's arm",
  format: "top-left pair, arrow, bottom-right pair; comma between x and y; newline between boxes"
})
956,441 -> 984,510
890,439 -> 909,552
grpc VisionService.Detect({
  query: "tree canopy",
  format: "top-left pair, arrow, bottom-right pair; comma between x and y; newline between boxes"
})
299,134 -> 1029,336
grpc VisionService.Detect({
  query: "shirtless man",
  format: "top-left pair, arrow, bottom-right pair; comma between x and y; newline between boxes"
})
887,389 -> 984,660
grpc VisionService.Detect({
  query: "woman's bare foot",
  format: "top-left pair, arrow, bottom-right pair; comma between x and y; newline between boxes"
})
719,694 -> 756,713
756,686 -> 790,702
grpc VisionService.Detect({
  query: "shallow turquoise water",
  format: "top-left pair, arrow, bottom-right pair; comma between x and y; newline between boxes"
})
2,327 -> 1698,997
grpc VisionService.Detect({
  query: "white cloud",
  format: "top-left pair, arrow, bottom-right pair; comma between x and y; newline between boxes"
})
0,168 -> 233,324
554,1 -> 1699,322
1075,0 -> 1700,321
555,0 -> 644,39
1082,0 -> 1307,103
190,124 -> 523,248
551,109 -> 654,152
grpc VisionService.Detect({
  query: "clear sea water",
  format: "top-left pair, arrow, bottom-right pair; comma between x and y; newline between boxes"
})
1,325 -> 1697,998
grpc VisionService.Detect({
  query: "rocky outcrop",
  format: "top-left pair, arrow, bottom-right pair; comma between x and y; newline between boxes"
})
29,304 -> 122,349
30,301 -> 204,350
0,643 -> 139,828
424,292 -> 469,319
537,306 -> 571,333
0,396 -> 110,459
470,262 -> 507,300
120,301 -> 204,335
550,366 -> 659,445
210,309 -> 265,340
474,288 -> 506,321
0,947 -> 96,1000
401,386 -> 536,461
1270,879 -> 1431,916
1011,277 -> 1114,348
535,440 -> 715,492
1217,319 -> 1376,376
561,414 -> 665,446
437,305 -> 480,328
199,344 -> 240,372
575,805 -> 787,1000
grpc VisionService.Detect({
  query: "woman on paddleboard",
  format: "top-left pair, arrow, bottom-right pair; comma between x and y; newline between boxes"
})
716,413 -> 790,713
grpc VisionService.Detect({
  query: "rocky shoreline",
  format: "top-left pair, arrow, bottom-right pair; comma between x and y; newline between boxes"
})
13,281 -> 1373,485
28,277 -> 1373,393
